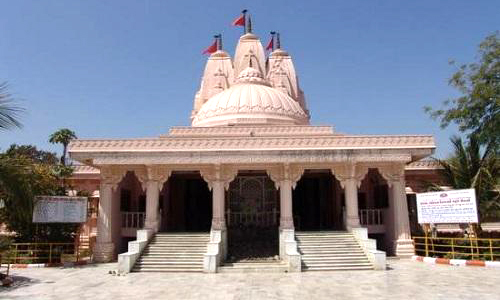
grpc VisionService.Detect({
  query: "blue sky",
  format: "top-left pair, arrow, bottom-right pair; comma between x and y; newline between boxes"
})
1,0 -> 499,158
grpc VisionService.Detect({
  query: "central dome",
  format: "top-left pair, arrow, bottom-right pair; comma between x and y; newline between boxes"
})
192,67 -> 310,127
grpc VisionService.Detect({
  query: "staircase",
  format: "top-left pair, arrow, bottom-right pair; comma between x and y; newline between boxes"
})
296,231 -> 374,271
219,261 -> 288,273
132,232 -> 209,273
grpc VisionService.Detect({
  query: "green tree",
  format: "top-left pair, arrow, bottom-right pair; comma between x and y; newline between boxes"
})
49,129 -> 77,166
5,144 -> 58,165
431,135 -> 499,222
0,153 -> 77,242
0,82 -> 24,130
425,32 -> 499,147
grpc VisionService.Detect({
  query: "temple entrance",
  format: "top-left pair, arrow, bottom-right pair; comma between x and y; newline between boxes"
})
160,171 -> 212,232
226,173 -> 279,262
293,170 -> 341,231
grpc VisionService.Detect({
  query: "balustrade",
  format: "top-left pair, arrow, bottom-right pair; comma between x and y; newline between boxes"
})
121,212 -> 145,229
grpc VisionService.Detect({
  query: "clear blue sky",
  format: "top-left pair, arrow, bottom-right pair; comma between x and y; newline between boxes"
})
1,0 -> 499,158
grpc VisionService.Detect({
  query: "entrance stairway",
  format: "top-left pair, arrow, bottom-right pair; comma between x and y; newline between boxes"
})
219,261 -> 288,273
296,231 -> 374,271
131,232 -> 209,273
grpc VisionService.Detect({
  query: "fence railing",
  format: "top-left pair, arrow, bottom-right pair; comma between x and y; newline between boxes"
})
359,209 -> 385,225
227,209 -> 278,227
4,242 -> 82,264
413,236 -> 500,261
121,212 -> 145,229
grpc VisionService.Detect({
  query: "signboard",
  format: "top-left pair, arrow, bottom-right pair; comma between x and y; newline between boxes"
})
416,189 -> 478,224
33,196 -> 88,223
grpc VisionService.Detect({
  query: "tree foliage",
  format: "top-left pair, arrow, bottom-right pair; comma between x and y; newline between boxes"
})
5,144 -> 58,165
0,148 -> 77,242
0,82 -> 24,130
425,32 -> 500,146
49,128 -> 77,166
431,135 -> 500,222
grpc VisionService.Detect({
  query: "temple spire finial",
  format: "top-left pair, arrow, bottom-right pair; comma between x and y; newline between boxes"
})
217,34 -> 222,51
276,32 -> 281,49
242,9 -> 248,34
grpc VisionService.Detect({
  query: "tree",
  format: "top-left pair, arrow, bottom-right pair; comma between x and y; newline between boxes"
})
424,32 -> 499,147
49,129 -> 77,166
0,82 -> 24,130
0,153 -> 77,242
5,144 -> 58,165
431,135 -> 499,222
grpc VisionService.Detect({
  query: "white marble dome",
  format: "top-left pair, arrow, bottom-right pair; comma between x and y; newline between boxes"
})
192,67 -> 310,127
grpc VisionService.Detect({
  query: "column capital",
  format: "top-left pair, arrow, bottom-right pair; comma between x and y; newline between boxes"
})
200,164 -> 238,191
136,165 -> 172,191
378,163 -> 405,187
100,166 -> 127,190
267,163 -> 304,189
331,164 -> 368,189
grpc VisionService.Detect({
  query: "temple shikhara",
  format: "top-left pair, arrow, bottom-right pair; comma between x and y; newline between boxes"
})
68,13 -> 436,273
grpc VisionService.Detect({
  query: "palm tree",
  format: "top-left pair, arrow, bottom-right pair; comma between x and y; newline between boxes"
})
49,129 -> 77,166
0,82 -> 23,130
433,135 -> 499,222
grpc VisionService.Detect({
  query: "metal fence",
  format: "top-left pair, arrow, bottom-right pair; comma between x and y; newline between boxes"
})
4,242 -> 83,264
413,236 -> 500,261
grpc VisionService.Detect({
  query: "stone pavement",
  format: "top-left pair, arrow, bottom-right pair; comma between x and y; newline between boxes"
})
1,259 -> 499,300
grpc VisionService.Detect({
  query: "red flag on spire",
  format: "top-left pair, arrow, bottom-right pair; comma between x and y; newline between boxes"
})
202,40 -> 217,55
265,36 -> 274,51
232,13 -> 245,26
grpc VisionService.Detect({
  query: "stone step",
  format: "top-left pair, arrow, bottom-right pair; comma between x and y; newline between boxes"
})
301,256 -> 369,262
299,245 -> 362,249
303,265 -> 373,271
135,261 -> 202,265
131,268 -> 203,272
301,253 -> 367,258
141,252 -> 206,255
219,262 -> 287,273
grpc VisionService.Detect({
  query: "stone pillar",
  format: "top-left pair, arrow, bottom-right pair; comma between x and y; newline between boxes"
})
279,179 -> 294,230
344,178 -> 360,229
145,180 -> 160,232
390,176 -> 413,257
211,180 -> 226,230
94,180 -> 119,263
333,164 -> 368,231
380,164 -> 414,257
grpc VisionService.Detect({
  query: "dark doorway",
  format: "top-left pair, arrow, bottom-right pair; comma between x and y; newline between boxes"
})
161,172 -> 212,232
293,170 -> 337,231
226,173 -> 279,262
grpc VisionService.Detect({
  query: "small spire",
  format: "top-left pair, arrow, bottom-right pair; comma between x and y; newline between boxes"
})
276,33 -> 281,49
247,15 -> 252,33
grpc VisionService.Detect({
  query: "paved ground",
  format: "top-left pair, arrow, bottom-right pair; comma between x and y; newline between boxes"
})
1,260 -> 499,300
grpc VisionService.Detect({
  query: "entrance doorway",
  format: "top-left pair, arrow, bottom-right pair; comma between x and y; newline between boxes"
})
160,172 -> 212,232
293,170 -> 340,231
226,173 -> 279,262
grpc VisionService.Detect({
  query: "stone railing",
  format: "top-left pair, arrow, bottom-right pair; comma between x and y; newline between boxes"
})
359,209 -> 385,225
121,212 -> 145,229
117,229 -> 154,274
350,227 -> 386,270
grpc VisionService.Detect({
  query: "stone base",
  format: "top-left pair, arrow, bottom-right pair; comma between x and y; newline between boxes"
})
395,239 -> 415,258
93,242 -> 115,263
145,220 -> 160,233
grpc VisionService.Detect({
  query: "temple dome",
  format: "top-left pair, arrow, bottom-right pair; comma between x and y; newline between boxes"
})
192,67 -> 310,127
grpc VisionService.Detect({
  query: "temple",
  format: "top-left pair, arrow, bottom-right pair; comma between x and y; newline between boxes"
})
69,19 -> 435,273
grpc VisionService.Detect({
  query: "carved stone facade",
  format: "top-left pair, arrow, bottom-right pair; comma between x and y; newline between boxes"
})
69,26 -> 437,265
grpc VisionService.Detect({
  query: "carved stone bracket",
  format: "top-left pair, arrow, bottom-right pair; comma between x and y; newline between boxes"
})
378,163 -> 405,187
267,163 -> 305,189
331,164 -> 369,189
136,165 -> 172,191
200,164 -> 238,191
100,166 -> 127,191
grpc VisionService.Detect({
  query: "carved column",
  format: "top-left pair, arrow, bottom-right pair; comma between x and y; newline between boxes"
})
138,166 -> 171,233
380,164 -> 414,257
201,165 -> 238,231
279,178 -> 294,229
94,167 -> 125,263
267,164 -> 304,230
332,164 -> 368,230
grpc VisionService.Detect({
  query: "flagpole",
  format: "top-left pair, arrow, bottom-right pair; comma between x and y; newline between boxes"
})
270,31 -> 276,52
242,9 -> 248,35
